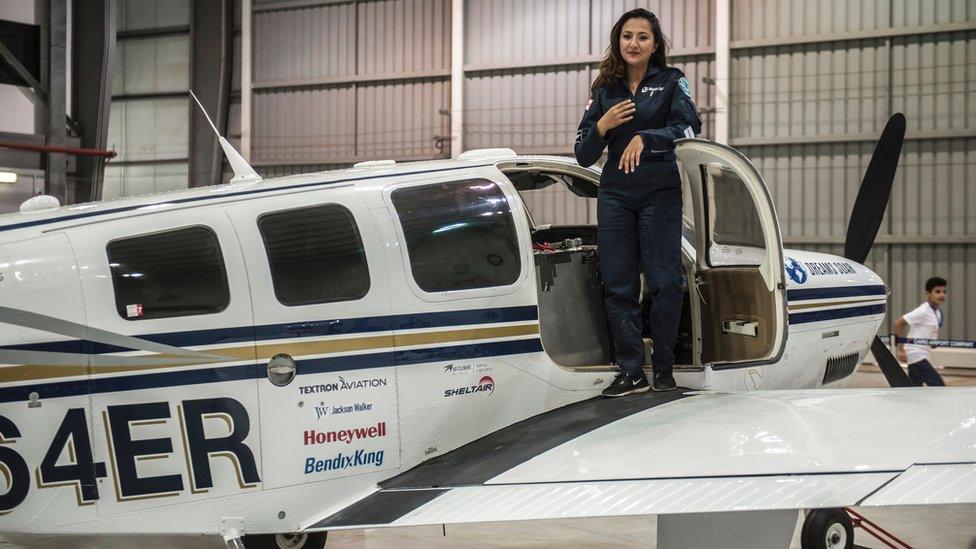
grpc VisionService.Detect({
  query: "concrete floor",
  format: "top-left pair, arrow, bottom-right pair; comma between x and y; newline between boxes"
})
3,366 -> 975,549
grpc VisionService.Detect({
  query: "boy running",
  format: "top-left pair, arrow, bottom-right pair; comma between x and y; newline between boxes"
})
894,276 -> 948,387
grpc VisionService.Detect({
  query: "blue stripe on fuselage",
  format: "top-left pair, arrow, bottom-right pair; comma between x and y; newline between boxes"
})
787,285 -> 886,302
0,305 -> 540,354
0,338 -> 543,404
788,304 -> 886,325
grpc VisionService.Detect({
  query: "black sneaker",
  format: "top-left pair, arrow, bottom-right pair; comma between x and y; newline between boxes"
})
651,374 -> 677,392
601,374 -> 650,398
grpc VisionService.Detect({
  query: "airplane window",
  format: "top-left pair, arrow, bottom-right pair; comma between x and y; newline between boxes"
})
392,178 -> 521,292
704,164 -> 765,266
107,226 -> 229,320
509,172 -> 596,227
258,204 -> 370,306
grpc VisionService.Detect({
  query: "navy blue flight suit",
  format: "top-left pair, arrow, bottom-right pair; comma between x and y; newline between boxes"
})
574,66 -> 702,380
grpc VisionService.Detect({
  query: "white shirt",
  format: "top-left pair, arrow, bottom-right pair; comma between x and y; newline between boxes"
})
903,302 -> 943,365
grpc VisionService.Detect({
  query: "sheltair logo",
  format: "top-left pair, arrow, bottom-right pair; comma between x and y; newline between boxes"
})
444,376 -> 494,398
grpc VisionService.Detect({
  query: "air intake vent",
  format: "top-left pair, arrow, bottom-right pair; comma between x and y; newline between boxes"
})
823,352 -> 859,384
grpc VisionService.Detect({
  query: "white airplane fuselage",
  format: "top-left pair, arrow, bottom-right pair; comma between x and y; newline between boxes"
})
0,146 -> 888,539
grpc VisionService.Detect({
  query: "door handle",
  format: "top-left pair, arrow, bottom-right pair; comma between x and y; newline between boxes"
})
722,319 -> 759,338
284,322 -> 317,335
284,319 -> 342,336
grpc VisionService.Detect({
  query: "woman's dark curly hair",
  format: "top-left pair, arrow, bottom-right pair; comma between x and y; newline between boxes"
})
592,8 -> 669,93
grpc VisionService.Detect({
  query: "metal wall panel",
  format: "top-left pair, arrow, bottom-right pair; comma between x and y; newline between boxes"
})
731,0 -> 974,41
107,98 -> 190,162
520,185 -> 597,227
112,35 -> 190,95
730,40 -> 889,139
464,11 -> 715,154
592,0 -> 715,52
102,163 -> 189,200
740,142 -> 874,238
359,0 -> 450,74
742,138 -> 976,239
464,67 -> 592,153
890,0 -> 976,28
252,86 -> 357,163
253,3 -> 358,82
731,0 -> 889,40
257,163 -> 350,178
465,0 -> 591,65
673,57 -> 715,140
891,31 -> 976,132
891,137 -> 975,237
357,79 -> 450,158
117,0 -> 189,31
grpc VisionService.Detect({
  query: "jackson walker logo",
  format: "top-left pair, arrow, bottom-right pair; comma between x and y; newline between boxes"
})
314,401 -> 374,419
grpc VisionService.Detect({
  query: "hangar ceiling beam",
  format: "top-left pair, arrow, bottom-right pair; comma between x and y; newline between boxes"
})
731,128 -> 976,147
450,0 -> 463,158
189,0 -> 233,187
729,21 -> 976,50
713,0 -> 729,144
116,26 -> 189,40
39,0 -> 67,203
241,0 -> 252,161
252,0 -> 356,13
71,0 -> 116,203
460,49 -> 715,74
252,69 -> 450,91
0,42 -> 48,102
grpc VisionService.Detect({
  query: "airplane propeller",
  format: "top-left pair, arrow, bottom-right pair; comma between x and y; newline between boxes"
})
842,113 -> 912,387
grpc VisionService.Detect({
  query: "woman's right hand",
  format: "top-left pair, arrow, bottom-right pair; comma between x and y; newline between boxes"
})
596,99 -> 635,138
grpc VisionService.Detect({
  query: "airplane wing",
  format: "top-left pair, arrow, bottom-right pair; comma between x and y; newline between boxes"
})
302,388 -> 976,530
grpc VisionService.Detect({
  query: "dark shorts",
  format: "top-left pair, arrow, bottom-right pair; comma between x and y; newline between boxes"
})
907,359 -> 946,387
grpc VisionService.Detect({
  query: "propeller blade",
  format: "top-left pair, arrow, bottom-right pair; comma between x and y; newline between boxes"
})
844,113 -> 907,264
870,335 -> 913,387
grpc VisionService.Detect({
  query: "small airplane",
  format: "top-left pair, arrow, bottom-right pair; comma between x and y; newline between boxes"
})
0,104 -> 973,549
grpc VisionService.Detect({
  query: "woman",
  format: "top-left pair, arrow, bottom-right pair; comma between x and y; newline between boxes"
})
575,8 -> 701,397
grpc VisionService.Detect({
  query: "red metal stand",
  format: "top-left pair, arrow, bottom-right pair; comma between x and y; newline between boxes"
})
845,508 -> 913,549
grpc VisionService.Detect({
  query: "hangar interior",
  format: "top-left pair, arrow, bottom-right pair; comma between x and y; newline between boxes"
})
0,0 -> 974,547
0,0 -> 972,345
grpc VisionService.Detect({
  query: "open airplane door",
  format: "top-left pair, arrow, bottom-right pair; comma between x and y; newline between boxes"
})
674,139 -> 787,367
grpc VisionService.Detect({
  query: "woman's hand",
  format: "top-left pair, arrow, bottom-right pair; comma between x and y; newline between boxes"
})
596,99 -> 635,138
619,135 -> 643,174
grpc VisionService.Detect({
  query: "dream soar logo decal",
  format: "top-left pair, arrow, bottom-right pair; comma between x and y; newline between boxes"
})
444,376 -> 494,398
785,257 -> 808,284
641,85 -> 665,97
678,77 -> 692,97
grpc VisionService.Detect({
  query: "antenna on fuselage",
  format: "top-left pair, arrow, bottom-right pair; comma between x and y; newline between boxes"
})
189,89 -> 261,184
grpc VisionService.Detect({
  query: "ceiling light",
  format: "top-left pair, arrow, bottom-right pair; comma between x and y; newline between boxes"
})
0,171 -> 17,183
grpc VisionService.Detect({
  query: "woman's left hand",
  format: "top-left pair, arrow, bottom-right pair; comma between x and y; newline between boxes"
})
619,135 -> 643,174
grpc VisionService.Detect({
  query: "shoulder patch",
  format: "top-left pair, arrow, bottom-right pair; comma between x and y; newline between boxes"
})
678,77 -> 692,98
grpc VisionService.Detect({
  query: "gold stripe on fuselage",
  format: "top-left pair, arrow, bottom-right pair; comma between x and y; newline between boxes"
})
787,297 -> 886,312
0,323 -> 541,385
